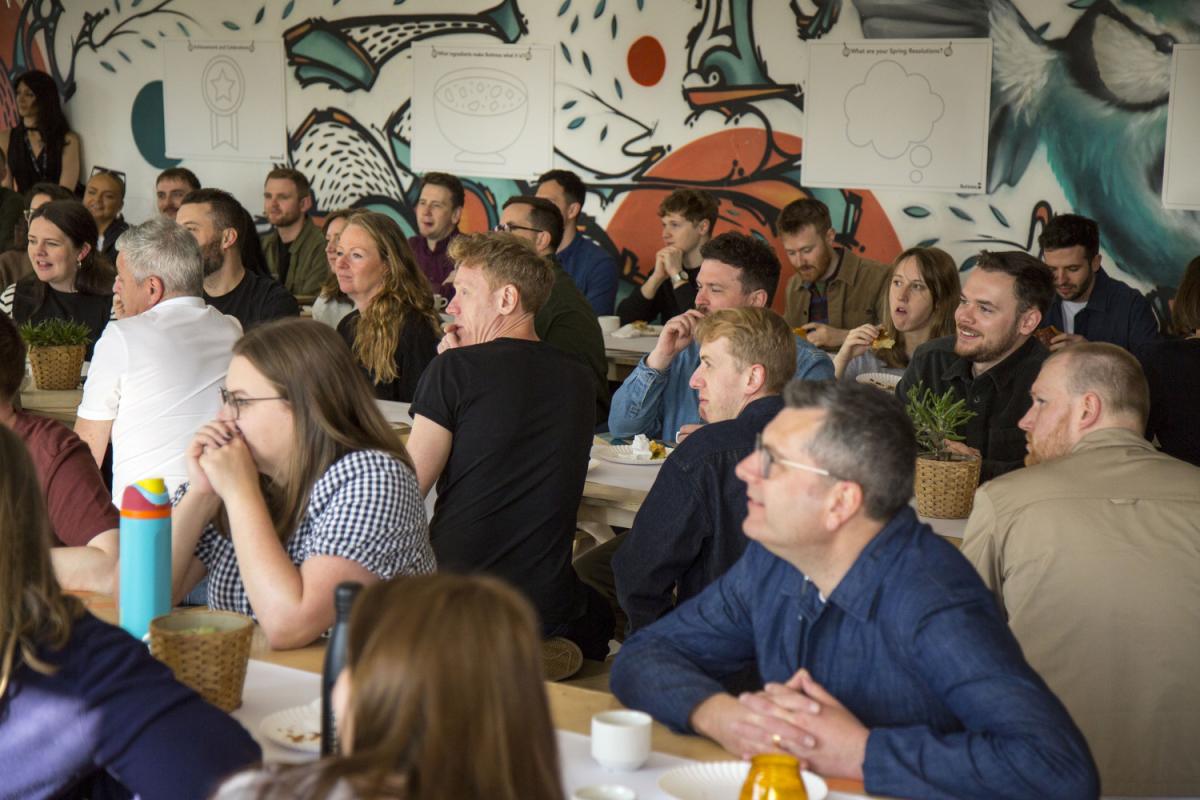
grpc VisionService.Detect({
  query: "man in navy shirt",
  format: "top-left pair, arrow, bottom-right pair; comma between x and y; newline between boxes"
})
1037,213 -> 1158,350
611,380 -> 1098,800
536,169 -> 618,315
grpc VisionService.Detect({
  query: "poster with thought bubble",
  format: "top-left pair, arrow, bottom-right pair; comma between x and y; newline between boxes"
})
803,40 -> 992,194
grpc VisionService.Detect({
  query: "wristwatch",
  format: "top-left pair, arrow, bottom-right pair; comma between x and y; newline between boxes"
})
670,272 -> 688,287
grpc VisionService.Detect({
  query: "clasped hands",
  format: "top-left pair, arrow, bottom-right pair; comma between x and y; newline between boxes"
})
699,669 -> 869,780
186,420 -> 261,501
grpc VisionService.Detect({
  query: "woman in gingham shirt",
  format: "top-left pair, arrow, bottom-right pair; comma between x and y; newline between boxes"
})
170,318 -> 435,649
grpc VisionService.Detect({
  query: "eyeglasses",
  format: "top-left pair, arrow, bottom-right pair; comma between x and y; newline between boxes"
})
89,165 -> 127,183
754,433 -> 834,480
494,222 -> 544,235
219,387 -> 288,420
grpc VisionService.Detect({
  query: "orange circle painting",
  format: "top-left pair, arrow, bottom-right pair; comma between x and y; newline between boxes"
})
627,36 -> 666,87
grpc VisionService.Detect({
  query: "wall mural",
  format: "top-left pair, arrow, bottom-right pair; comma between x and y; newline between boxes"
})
2,0 -> 1197,313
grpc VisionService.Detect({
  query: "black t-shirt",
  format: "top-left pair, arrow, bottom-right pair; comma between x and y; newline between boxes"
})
204,269 -> 299,330
410,338 -> 595,624
1135,337 -> 1200,468
274,236 -> 291,288
15,281 -> 113,361
337,309 -> 439,402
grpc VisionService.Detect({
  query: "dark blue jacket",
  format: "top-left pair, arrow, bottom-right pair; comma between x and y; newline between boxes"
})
1042,268 -> 1159,349
611,507 -> 1099,800
613,395 -> 783,633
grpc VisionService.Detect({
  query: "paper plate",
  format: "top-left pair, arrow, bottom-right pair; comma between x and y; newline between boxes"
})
856,371 -> 901,392
595,444 -> 672,466
259,698 -> 322,754
658,761 -> 827,800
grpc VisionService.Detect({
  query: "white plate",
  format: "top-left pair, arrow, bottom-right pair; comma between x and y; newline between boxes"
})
595,444 -> 672,466
611,323 -> 664,339
856,371 -> 901,392
259,698 -> 322,753
659,761 -> 827,800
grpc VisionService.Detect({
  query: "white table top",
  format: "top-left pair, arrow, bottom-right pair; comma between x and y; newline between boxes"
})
604,332 -> 658,356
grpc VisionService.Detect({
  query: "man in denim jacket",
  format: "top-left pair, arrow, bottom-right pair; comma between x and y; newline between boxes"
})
612,380 -> 1098,800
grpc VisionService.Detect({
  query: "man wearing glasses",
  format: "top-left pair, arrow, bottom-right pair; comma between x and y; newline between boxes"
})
611,380 -> 1099,799
74,218 -> 241,503
497,195 -> 607,424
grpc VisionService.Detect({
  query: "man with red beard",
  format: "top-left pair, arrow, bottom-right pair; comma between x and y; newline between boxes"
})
961,343 -> 1200,796
179,189 -> 297,329
896,250 -> 1053,479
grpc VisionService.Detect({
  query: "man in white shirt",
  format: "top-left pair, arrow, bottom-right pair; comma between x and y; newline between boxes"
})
75,218 -> 242,503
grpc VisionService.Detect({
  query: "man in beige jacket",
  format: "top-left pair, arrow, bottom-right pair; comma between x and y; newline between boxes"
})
962,342 -> 1200,797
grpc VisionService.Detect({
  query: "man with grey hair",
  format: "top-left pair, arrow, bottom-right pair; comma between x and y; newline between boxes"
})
75,217 -> 242,502
962,342 -> 1200,795
611,380 -> 1098,799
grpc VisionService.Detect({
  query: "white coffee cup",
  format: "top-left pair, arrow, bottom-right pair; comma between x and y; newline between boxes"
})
572,785 -> 636,800
598,315 -> 621,334
590,710 -> 652,770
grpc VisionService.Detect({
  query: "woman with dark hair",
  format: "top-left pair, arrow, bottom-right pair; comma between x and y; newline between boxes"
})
0,181 -> 72,287
334,210 -> 440,401
215,574 -> 565,800
1,70 -> 81,193
1135,255 -> 1200,466
833,246 -> 961,382
0,426 -> 261,799
170,318 -> 435,650
0,199 -> 114,359
311,208 -> 356,328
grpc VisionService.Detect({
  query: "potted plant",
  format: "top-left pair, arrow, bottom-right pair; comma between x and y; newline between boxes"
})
19,319 -> 91,391
905,383 -> 981,519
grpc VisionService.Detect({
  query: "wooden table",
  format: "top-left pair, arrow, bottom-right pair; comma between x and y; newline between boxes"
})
604,331 -> 657,382
18,384 -> 83,425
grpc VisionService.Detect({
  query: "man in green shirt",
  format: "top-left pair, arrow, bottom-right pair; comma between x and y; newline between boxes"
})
499,195 -> 609,425
259,167 -> 327,297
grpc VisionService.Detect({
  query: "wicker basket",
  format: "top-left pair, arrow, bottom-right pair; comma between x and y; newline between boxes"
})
149,609 -> 254,712
914,454 -> 982,519
28,344 -> 86,390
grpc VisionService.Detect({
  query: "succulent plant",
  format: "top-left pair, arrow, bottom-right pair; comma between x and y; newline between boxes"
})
905,383 -> 978,460
19,318 -> 93,348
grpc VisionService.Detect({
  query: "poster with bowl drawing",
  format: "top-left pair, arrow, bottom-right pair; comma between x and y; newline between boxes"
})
411,44 -> 553,179
162,40 -> 287,162
803,39 -> 992,194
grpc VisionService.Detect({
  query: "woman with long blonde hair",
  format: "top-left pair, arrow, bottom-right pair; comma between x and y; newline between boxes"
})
216,574 -> 564,800
334,210 -> 441,401
833,245 -> 961,381
170,318 -> 436,650
0,426 -> 260,798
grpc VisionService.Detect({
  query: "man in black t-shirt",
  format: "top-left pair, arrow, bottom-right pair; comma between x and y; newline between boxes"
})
407,233 -> 612,679
178,189 -> 298,329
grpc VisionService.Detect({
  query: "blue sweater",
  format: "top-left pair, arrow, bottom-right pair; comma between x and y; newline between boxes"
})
0,612 -> 261,800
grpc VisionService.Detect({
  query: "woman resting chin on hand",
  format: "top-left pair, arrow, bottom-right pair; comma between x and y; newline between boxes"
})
170,318 -> 436,650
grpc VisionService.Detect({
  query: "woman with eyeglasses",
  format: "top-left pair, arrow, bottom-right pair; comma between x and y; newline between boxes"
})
169,318 -> 436,649
1,70 -> 81,194
0,199 -> 115,359
83,167 -> 129,264
0,426 -> 262,800
214,574 -> 564,800
333,210 -> 441,402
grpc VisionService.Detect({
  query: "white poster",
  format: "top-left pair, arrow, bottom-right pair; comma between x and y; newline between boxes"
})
804,40 -> 992,193
411,43 -> 553,179
163,40 -> 287,162
1163,44 -> 1200,210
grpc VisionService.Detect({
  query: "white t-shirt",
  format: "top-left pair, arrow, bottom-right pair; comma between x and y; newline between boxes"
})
1061,299 -> 1087,334
77,296 -> 242,503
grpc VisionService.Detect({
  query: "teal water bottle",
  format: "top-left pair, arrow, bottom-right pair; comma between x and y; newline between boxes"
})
119,478 -> 172,641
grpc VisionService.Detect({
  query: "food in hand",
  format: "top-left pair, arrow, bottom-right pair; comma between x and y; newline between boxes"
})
870,331 -> 896,350
1033,325 -> 1061,347
792,327 -> 808,340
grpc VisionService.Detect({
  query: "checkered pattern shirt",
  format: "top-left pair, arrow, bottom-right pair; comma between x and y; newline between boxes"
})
180,450 -> 435,618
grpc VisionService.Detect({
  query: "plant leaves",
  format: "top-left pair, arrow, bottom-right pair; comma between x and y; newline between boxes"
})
613,78 -> 623,99
557,0 -> 571,15
916,238 -> 939,248
255,6 -> 265,23
283,0 -> 295,19
567,116 -> 586,129
177,21 -> 191,36
582,51 -> 592,74
594,0 -> 607,18
559,42 -> 572,64
600,124 -> 608,141
141,38 -> 156,49
989,205 -> 1010,227
222,20 -> 240,30
561,100 -> 577,110
903,205 -> 931,218
949,206 -> 974,222
611,16 -> 618,38
100,61 -> 116,73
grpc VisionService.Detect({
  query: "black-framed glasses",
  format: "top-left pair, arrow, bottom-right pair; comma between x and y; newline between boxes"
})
219,387 -> 287,420
89,165 -> 127,185
494,222 -> 544,235
754,433 -> 834,480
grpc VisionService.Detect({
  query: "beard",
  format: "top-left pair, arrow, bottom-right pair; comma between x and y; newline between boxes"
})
200,238 -> 224,277
1024,419 -> 1071,466
1059,270 -> 1095,302
955,323 -> 1023,365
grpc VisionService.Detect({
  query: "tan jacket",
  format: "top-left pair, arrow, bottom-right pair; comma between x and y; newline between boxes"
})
962,428 -> 1200,796
782,248 -> 890,333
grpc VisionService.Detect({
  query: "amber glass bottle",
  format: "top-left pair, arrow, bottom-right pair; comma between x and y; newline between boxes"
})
738,754 -> 809,800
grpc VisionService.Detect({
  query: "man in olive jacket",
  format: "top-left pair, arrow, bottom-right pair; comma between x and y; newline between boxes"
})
259,167 -> 327,297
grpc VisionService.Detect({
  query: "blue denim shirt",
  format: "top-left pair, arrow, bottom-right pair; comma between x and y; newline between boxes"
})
611,507 -> 1098,800
613,395 -> 784,633
608,336 -> 833,440
1042,268 -> 1159,350
558,234 -> 618,316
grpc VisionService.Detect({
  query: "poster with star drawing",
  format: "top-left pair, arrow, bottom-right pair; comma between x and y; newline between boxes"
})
162,40 -> 287,162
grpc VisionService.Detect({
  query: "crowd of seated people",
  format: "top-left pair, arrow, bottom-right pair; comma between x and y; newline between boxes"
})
4,66 -> 1200,798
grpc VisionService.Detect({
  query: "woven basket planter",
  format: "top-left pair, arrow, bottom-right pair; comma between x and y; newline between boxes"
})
149,609 -> 254,712
914,454 -> 982,519
28,344 -> 86,390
